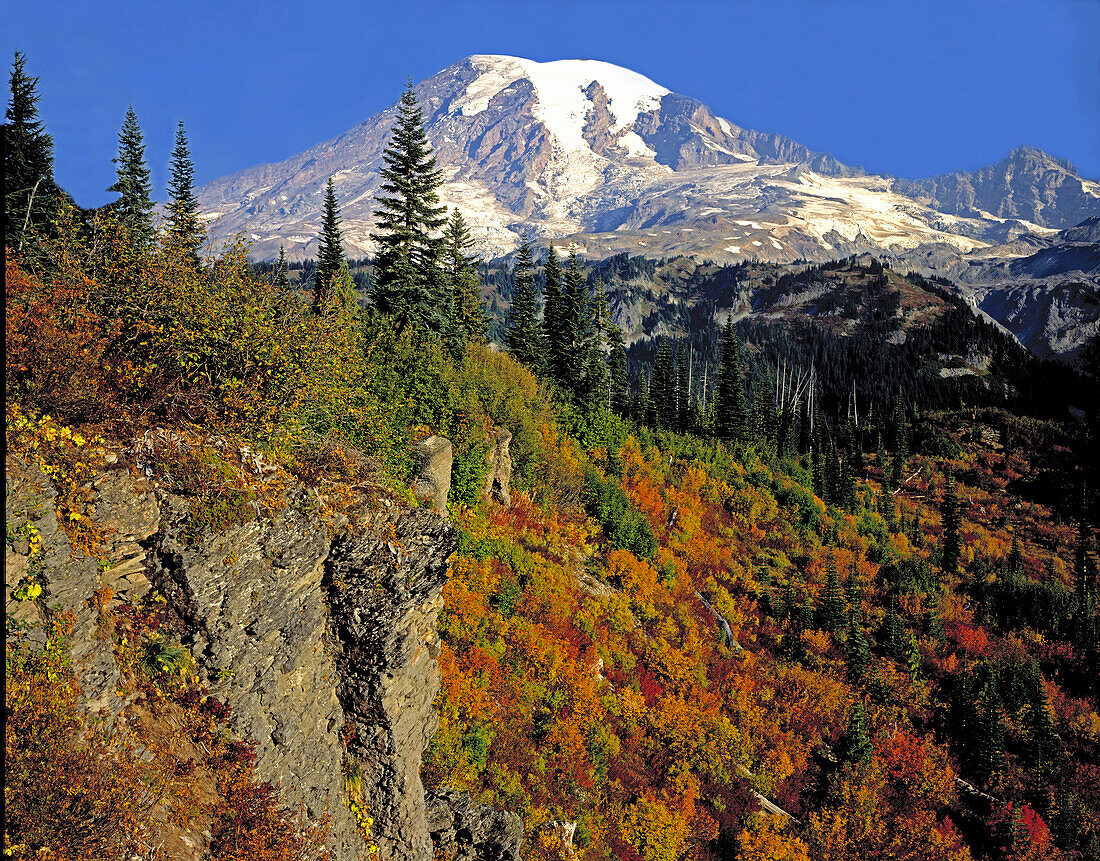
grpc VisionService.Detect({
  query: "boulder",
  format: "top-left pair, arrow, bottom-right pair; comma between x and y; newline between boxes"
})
481,428 -> 512,508
412,436 -> 453,515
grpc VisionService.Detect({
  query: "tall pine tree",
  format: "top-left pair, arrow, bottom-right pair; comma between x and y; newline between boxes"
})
443,208 -> 488,353
166,120 -> 202,261
715,314 -> 747,443
371,82 -> 446,333
274,245 -> 290,291
560,248 -> 592,398
107,106 -> 154,248
504,235 -> 543,369
542,245 -> 566,384
313,177 -> 345,315
4,51 -> 59,249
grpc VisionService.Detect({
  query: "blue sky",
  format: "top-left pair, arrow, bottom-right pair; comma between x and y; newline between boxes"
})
5,0 -> 1099,208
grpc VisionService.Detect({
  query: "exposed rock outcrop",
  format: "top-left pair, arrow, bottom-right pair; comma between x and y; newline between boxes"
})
326,506 -> 457,861
482,427 -> 513,507
5,446 -> 523,861
413,436 -> 454,515
426,788 -> 524,861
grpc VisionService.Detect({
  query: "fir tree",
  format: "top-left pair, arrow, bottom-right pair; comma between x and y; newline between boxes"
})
586,280 -> 613,406
165,120 -> 203,261
608,326 -> 629,415
107,106 -> 154,248
443,208 -> 488,353
274,245 -> 290,291
838,700 -> 872,765
715,315 -> 747,443
542,245 -> 565,382
942,472 -> 962,579
4,51 -> 59,249
313,177 -> 345,315
678,343 -> 692,432
371,82 -> 447,333
819,551 -> 846,633
650,339 -> 675,429
504,234 -> 543,369
560,248 -> 592,398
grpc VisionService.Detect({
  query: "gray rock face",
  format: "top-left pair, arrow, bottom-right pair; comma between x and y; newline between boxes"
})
148,486 -> 364,860
412,436 -> 454,516
426,788 -> 524,861
482,428 -> 513,508
5,450 -> 523,861
897,146 -> 1099,230
325,506 -> 457,861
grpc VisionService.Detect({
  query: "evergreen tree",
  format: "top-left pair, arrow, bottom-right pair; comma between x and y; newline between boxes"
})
443,208 -> 488,352
608,326 -> 629,415
313,177 -> 345,315
845,612 -> 873,678
650,339 -> 675,428
371,82 -> 447,333
838,700 -> 872,766
675,342 -> 690,432
819,551 -> 846,633
274,245 -> 290,291
715,315 -> 747,443
165,120 -> 203,261
560,248 -> 592,398
942,472 -> 962,578
1024,677 -> 1061,788
974,689 -> 1005,788
4,51 -> 59,249
586,280 -> 613,406
542,245 -> 565,382
504,234 -> 543,369
876,433 -> 890,487
107,106 -> 154,248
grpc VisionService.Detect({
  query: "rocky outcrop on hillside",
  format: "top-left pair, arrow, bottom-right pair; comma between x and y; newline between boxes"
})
4,447 -> 521,861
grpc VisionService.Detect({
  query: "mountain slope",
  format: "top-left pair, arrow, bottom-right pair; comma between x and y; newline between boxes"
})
196,55 -> 1100,266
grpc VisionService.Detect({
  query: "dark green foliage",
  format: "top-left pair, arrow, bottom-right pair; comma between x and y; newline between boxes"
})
274,245 -> 290,292
313,177 -> 346,316
715,315 -> 747,442
443,208 -> 488,354
542,245 -> 565,382
165,121 -> 202,261
107,106 -> 154,248
838,700 -> 872,765
560,249 -> 592,399
608,325 -> 629,415
941,473 -> 961,578
650,339 -> 675,429
583,466 -> 657,561
819,551 -> 846,633
4,51 -> 60,249
371,82 -> 447,333
504,235 -> 543,369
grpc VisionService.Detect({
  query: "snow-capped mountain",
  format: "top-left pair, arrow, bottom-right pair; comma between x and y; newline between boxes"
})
196,54 -> 1100,266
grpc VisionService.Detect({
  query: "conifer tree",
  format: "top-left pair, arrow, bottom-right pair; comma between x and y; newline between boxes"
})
504,234 -> 543,369
561,248 -> 592,398
676,342 -> 691,432
1024,677 -> 1061,788
587,280 -> 613,406
443,208 -> 489,352
371,82 -> 446,333
715,315 -> 747,443
542,245 -> 565,382
4,51 -> 59,249
838,700 -> 872,765
107,106 -> 154,248
819,551 -> 846,633
165,120 -> 203,261
313,177 -> 345,315
274,245 -> 290,291
651,340 -> 675,429
942,472 -> 962,578
608,326 -> 629,415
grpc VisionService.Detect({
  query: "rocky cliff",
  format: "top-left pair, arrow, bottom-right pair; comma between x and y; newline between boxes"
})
4,443 -> 522,861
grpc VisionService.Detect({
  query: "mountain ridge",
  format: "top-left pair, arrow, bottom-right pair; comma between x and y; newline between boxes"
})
195,54 -> 1100,266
